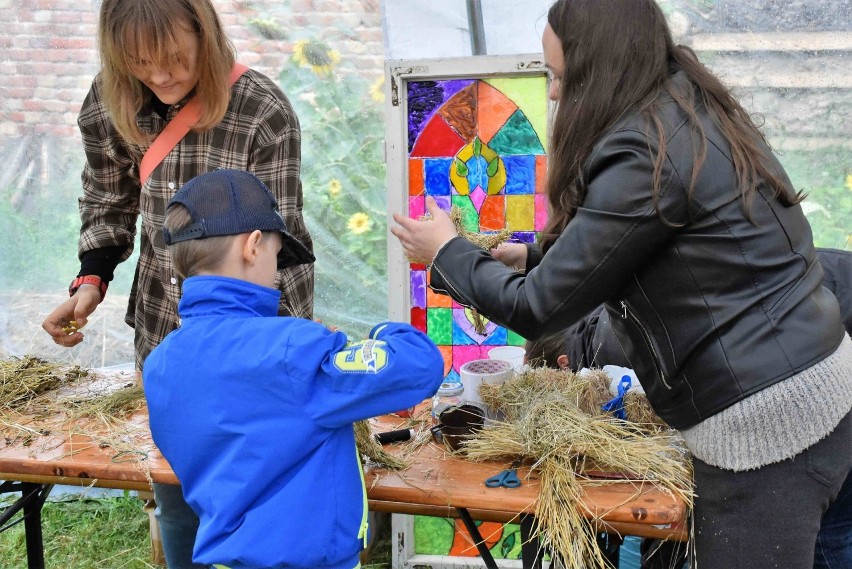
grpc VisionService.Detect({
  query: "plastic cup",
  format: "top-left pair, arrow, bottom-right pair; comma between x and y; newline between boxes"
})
487,346 -> 526,373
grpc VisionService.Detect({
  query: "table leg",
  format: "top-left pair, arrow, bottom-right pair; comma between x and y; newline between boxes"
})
519,515 -> 544,569
456,507 -> 500,569
0,481 -> 54,569
597,531 -> 622,567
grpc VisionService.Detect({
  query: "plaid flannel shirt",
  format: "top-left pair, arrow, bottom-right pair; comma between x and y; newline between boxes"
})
77,69 -> 314,369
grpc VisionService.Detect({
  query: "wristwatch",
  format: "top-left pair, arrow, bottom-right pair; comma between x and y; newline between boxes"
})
69,275 -> 108,302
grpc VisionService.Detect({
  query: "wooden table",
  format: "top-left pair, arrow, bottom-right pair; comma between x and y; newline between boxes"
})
0,371 -> 687,569
366,414 -> 685,529
365,414 -> 687,568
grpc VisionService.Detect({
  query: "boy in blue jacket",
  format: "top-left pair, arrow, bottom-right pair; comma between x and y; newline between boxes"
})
143,169 -> 444,569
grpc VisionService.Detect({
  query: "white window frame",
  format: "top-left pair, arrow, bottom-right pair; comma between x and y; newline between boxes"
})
383,54 -> 549,322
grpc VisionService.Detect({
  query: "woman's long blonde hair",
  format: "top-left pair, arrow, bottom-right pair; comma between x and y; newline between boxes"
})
98,0 -> 236,147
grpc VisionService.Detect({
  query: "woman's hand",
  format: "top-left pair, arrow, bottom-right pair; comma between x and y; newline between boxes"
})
490,242 -> 528,271
391,196 -> 459,264
41,286 -> 102,347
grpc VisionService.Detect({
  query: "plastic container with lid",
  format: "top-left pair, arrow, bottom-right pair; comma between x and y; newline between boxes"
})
431,381 -> 464,424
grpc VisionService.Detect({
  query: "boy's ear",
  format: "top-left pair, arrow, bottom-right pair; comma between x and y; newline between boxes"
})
241,230 -> 265,264
556,354 -> 570,370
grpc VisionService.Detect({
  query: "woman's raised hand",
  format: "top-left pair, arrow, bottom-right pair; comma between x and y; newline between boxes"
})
391,196 -> 459,264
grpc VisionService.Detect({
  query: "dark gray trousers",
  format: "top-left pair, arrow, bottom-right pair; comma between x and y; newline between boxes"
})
693,410 -> 852,569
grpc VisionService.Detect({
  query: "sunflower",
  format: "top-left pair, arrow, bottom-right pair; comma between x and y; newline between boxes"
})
347,212 -> 372,235
846,173 -> 852,191
328,179 -> 342,198
292,38 -> 340,75
248,18 -> 286,40
369,76 -> 385,103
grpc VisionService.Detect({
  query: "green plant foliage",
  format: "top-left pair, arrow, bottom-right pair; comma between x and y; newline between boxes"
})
776,147 -> 851,250
0,196 -> 79,291
0,492 -> 153,569
0,138 -> 140,295
276,39 -> 389,335
0,143 -> 87,292
0,492 -> 392,568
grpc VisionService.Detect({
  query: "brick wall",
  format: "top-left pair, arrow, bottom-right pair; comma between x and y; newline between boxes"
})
0,0 -> 384,139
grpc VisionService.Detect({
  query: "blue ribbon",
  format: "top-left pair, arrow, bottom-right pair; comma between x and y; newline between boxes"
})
601,375 -> 633,420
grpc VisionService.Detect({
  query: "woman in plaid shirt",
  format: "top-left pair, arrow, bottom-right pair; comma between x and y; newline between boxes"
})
42,1 -> 314,567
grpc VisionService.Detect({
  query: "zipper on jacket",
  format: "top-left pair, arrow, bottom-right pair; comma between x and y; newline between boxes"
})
430,264 -> 479,313
354,434 -> 369,548
620,300 -> 671,389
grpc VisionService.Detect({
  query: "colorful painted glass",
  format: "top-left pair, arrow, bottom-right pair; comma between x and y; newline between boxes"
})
407,77 -> 548,382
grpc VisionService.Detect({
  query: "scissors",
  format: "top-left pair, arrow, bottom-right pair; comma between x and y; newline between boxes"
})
485,459 -> 522,488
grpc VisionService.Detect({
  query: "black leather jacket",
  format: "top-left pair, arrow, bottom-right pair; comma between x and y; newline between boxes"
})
430,74 -> 845,429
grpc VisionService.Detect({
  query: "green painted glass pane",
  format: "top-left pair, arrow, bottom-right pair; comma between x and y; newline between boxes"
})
427,308 -> 453,345
489,109 -> 545,155
507,329 -> 526,346
484,76 -> 548,147
451,195 -> 479,233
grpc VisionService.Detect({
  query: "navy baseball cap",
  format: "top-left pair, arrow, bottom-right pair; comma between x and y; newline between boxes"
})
163,169 -> 315,269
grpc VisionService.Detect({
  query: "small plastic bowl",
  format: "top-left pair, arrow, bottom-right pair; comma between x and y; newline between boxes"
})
434,404 -> 485,452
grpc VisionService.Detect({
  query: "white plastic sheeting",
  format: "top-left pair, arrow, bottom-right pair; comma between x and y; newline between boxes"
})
382,0 -> 553,58
0,1 -> 849,369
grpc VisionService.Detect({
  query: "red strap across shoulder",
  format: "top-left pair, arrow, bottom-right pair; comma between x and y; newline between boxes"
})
139,63 -> 250,185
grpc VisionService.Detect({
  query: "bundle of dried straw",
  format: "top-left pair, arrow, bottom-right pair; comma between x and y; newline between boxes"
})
354,420 -> 408,470
406,206 -> 513,334
469,367 -> 693,568
404,206 -> 513,265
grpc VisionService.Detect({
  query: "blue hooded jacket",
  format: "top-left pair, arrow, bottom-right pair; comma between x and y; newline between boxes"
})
143,276 -> 444,569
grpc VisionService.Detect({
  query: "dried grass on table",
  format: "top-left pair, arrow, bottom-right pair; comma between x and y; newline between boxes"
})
1,356 -> 88,412
0,356 -> 152,480
2,355 -> 427,483
623,389 -> 670,430
355,420 -> 408,470
357,405 -> 437,471
572,368 -> 613,417
64,385 -> 146,419
472,367 -> 694,569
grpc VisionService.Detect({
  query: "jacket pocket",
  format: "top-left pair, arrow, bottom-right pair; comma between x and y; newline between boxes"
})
619,300 -> 672,389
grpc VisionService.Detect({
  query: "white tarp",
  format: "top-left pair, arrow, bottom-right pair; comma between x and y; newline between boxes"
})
382,0 -> 554,58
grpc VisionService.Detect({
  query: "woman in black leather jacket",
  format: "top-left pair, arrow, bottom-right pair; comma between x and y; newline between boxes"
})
391,1 -> 851,567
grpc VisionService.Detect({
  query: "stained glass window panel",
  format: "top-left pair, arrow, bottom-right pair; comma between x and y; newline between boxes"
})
406,76 -> 547,381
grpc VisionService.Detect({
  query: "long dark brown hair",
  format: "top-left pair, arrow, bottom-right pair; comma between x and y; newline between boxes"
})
539,0 -> 802,252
